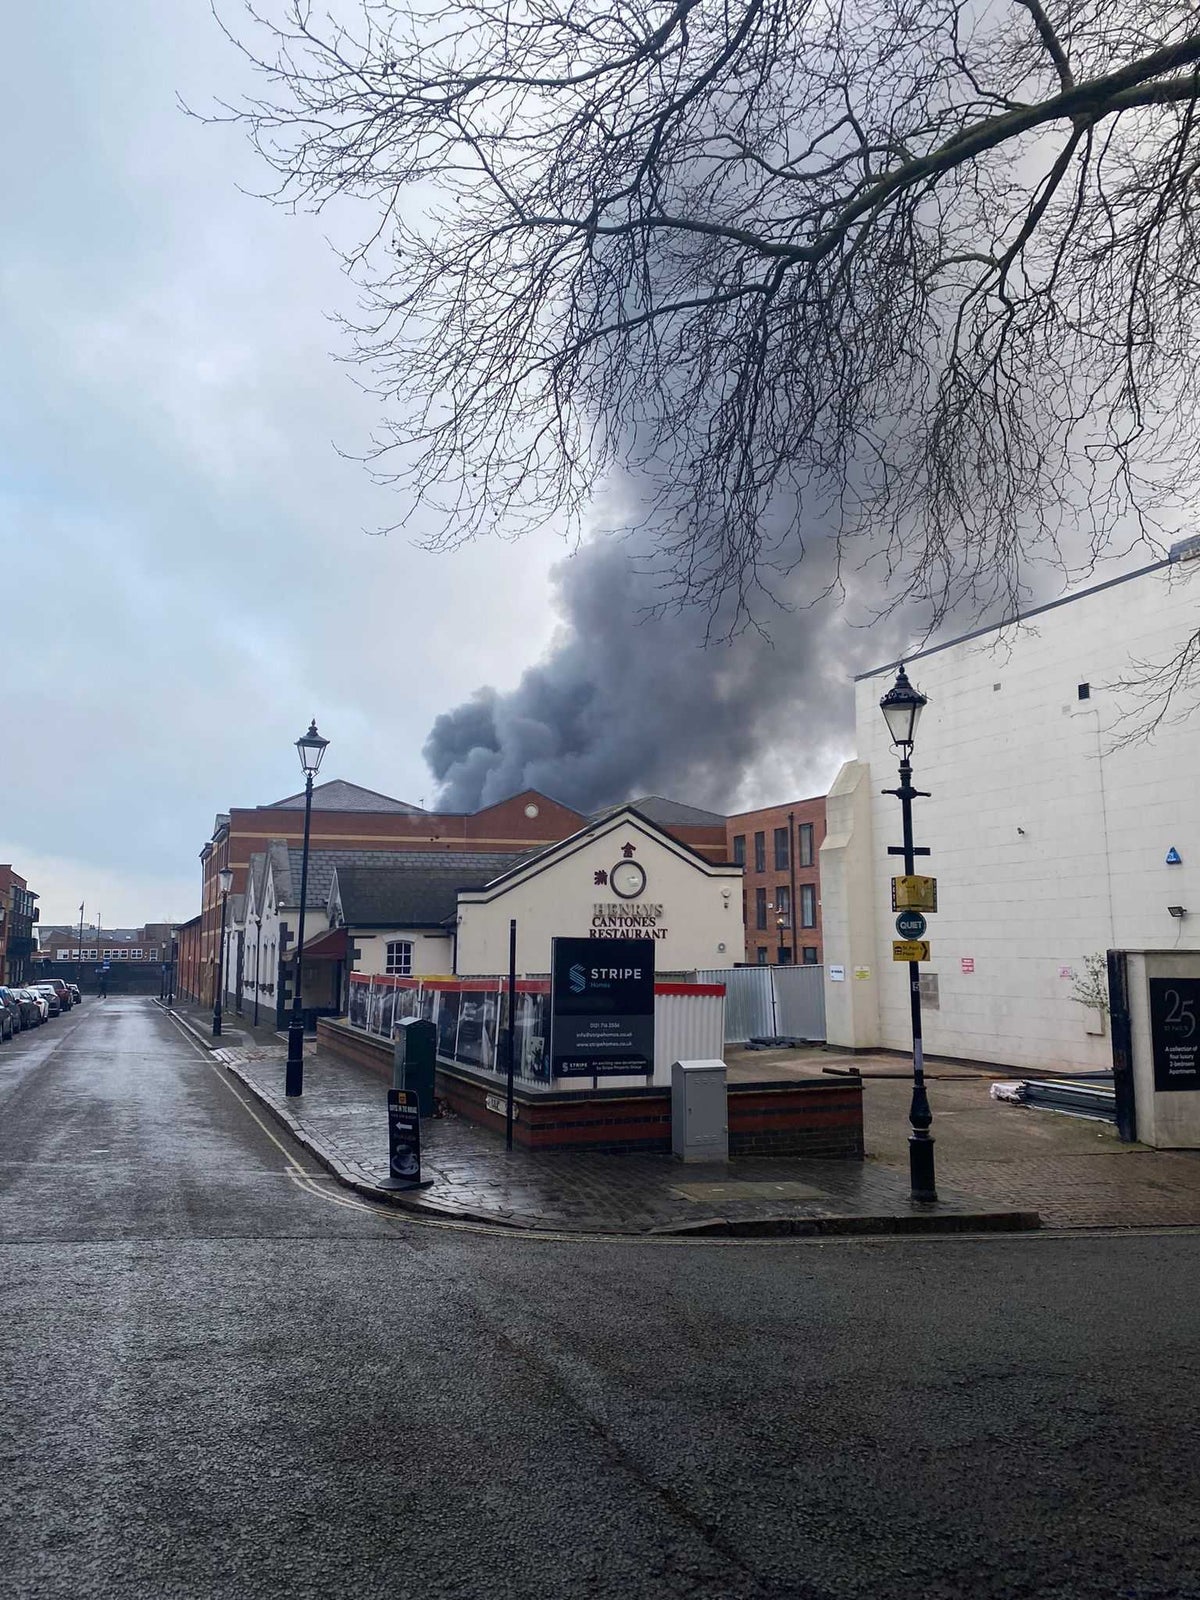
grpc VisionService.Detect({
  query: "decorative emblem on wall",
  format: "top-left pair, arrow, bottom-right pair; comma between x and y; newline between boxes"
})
621,841 -> 637,858
610,859 -> 647,899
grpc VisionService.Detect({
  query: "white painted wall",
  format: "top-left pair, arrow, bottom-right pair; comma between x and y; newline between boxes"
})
830,559 -> 1200,1071
350,930 -> 455,978
456,815 -> 742,976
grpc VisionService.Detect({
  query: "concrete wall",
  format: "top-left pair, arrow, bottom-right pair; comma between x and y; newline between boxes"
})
456,816 -> 742,975
827,559 -> 1200,1070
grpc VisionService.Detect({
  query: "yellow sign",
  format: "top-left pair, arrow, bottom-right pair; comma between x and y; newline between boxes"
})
893,940 -> 931,962
892,875 -> 938,912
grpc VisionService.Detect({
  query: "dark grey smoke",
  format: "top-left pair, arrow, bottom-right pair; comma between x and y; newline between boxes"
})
424,532 -> 906,812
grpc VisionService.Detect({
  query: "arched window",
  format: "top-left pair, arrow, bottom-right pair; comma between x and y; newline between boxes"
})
386,940 -> 413,976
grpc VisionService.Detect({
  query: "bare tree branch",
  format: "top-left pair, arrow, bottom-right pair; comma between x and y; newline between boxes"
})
210,0 -> 1200,673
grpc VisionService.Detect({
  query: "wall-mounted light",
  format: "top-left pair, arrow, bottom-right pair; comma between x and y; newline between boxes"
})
1168,905 -> 1188,919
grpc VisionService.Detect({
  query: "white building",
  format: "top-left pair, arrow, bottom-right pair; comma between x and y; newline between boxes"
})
454,806 -> 743,975
822,554 -> 1200,1071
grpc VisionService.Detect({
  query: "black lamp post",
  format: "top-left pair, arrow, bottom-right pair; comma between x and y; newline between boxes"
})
776,913 -> 789,966
212,867 -> 233,1037
285,719 -> 329,1097
253,912 -> 263,1028
880,664 -> 937,1203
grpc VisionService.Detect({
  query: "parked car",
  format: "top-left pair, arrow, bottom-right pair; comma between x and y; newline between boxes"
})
0,990 -> 22,1036
67,984 -> 82,1005
31,984 -> 62,1017
42,978 -> 72,1010
1,987 -> 42,1029
20,988 -> 49,1022
0,1003 -> 12,1041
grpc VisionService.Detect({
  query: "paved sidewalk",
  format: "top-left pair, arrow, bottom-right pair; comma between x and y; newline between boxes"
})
163,999 -> 1200,1234
191,1032 -> 1034,1236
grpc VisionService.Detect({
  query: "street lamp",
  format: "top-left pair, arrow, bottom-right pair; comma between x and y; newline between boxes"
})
253,912 -> 263,1028
212,867 -> 233,1037
880,664 -> 937,1203
776,913 -> 789,966
285,718 -> 329,1096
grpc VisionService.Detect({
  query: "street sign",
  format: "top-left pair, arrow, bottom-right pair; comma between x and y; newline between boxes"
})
895,910 -> 927,939
893,940 -> 931,962
892,875 -> 938,912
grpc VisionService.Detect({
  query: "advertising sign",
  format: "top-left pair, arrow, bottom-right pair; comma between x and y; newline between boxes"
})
550,936 -> 655,1078
1149,978 -> 1200,1092
386,1089 -> 423,1184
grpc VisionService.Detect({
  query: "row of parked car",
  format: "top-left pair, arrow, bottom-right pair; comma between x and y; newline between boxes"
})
0,977 -> 81,1039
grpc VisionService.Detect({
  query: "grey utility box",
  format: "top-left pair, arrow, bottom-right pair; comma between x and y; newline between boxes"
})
393,1017 -> 437,1118
671,1058 -> 729,1163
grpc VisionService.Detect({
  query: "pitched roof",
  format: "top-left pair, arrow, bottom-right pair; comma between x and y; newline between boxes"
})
333,861 -> 516,927
261,779 -> 425,814
273,847 -> 529,910
590,794 -> 728,828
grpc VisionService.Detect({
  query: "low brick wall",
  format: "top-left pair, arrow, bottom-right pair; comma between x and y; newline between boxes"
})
728,1081 -> 863,1159
316,1018 -> 862,1157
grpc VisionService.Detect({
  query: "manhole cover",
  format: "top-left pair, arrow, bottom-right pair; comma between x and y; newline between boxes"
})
670,1181 -> 827,1202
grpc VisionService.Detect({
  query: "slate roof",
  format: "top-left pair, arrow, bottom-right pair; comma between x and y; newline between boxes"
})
273,847 -> 528,910
333,861 -> 517,927
262,779 -> 425,814
590,794 -> 728,827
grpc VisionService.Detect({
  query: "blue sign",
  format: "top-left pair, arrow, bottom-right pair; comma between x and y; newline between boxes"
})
895,910 -> 928,939
1167,847 -> 1183,865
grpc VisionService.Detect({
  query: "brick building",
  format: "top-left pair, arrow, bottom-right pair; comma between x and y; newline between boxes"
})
725,798 -> 826,965
0,867 -> 38,984
190,781 -> 733,1007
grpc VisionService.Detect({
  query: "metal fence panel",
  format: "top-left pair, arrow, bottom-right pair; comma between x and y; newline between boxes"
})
772,965 -> 826,1041
695,967 -> 775,1042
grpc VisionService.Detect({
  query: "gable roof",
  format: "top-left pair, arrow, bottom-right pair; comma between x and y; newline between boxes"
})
333,861 -> 513,927
458,804 -> 743,902
268,846 -> 530,910
261,779 -> 425,814
590,794 -> 728,828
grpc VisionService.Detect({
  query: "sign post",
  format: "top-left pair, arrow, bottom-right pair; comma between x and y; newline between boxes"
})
380,1089 -> 434,1192
549,937 -> 655,1079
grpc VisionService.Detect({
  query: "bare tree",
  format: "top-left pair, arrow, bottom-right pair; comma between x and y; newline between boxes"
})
219,0 -> 1200,633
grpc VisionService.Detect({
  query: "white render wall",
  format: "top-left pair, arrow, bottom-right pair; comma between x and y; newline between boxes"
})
350,929 -> 455,978
832,559 -> 1200,1071
456,816 -> 743,975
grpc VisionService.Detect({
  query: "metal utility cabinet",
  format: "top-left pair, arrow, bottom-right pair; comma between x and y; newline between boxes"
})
392,1017 -> 437,1118
671,1058 -> 729,1162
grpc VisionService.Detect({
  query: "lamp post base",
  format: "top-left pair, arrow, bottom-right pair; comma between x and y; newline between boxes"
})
212,1005 -> 222,1038
909,1133 -> 937,1203
285,1019 -> 305,1097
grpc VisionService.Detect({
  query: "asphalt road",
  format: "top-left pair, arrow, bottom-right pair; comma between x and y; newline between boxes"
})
2,997 -> 1199,1599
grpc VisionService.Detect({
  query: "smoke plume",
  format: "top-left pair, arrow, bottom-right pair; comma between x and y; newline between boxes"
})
423,530 -> 908,813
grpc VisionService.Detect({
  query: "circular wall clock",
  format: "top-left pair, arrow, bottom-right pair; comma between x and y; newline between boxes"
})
610,859 -> 647,898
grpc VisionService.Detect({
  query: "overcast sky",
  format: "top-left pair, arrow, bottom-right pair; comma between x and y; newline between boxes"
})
6,4 -> 1150,930
3,2 -> 581,926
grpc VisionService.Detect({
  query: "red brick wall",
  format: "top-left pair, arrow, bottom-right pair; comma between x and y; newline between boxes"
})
316,1019 -> 863,1157
725,797 -> 826,966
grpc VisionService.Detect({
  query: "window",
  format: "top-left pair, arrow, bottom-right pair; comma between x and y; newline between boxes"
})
803,947 -> 819,964
775,885 -> 791,925
774,826 -> 789,870
732,834 -> 746,866
800,885 -> 817,928
386,940 -> 413,976
756,946 -> 768,965
754,831 -> 766,872
798,823 -> 814,867
755,887 -> 767,929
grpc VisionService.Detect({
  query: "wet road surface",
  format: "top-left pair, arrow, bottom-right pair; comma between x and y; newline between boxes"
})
3,997 -> 1199,1598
